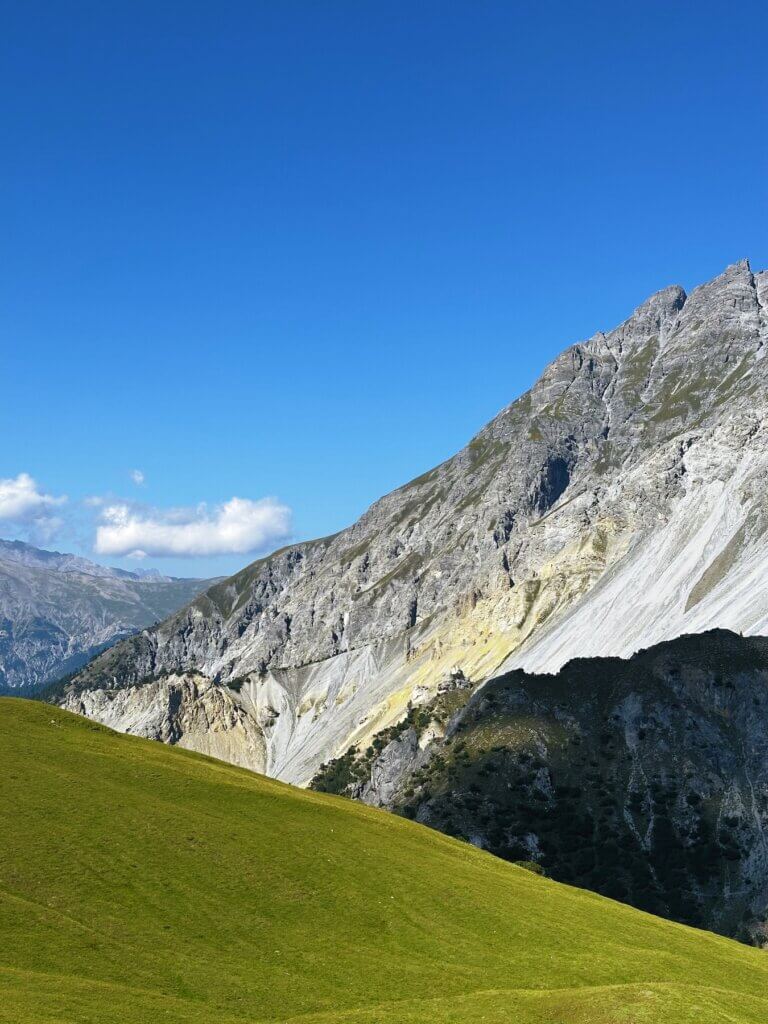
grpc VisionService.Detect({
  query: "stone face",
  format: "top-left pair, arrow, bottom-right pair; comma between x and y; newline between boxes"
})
0,540 -> 215,693
53,260 -> 768,783
312,630 -> 768,945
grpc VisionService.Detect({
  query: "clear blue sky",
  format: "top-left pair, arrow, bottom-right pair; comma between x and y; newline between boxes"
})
2,0 -> 767,578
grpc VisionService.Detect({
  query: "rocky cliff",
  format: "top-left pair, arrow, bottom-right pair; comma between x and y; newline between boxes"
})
52,260 -> 768,783
312,630 -> 768,945
0,540 -> 214,692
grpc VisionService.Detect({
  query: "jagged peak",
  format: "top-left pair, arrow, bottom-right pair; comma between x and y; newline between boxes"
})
685,258 -> 754,299
492,264 -> 748,431
622,283 -> 687,338
634,283 -> 687,315
618,260 -> 759,335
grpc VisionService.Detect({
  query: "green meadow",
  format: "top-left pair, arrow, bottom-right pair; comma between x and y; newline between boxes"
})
2,698 -> 767,1023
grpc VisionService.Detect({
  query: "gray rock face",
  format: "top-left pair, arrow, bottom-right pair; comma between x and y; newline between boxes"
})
312,630 -> 768,945
54,260 -> 768,783
0,540 -> 215,693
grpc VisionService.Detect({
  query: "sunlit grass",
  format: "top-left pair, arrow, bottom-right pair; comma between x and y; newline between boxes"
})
2,698 -> 767,1023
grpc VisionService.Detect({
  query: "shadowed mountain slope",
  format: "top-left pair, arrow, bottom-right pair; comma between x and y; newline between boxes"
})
312,629 -> 768,945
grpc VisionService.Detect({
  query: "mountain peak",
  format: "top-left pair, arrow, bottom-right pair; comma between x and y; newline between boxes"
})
635,283 -> 687,316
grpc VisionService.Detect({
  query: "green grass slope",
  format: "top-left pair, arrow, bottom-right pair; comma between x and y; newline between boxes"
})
2,700 -> 768,1024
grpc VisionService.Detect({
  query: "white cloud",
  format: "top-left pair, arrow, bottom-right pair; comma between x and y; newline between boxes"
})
0,473 -> 67,522
94,496 -> 292,558
130,469 -> 145,486
31,516 -> 66,544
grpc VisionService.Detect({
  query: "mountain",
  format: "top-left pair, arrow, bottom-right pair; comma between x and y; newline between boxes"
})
312,629 -> 768,945
3,698 -> 768,1024
0,539 -> 216,693
51,260 -> 768,783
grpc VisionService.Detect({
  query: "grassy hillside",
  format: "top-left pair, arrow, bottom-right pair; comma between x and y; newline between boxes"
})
2,700 -> 768,1023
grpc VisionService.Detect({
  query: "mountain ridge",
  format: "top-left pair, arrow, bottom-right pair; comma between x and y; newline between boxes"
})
52,259 -> 768,783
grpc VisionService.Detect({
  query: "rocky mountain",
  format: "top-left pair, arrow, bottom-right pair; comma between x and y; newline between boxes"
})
312,629 -> 768,945
0,539 -> 215,693
51,260 -> 768,784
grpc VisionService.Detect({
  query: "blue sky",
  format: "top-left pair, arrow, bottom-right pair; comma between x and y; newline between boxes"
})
1,0 -> 767,578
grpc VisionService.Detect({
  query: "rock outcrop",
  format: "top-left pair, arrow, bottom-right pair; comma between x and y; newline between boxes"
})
53,261 -> 768,783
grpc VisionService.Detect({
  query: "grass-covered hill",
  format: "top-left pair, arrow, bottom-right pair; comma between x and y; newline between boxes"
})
2,699 -> 768,1023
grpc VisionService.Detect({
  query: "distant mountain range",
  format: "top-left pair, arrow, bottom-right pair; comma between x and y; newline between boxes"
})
0,539 -> 216,693
51,260 -> 768,787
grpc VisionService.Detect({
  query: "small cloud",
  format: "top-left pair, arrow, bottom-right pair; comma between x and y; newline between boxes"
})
94,496 -> 292,558
30,516 -> 66,545
83,495 -> 105,508
130,469 -> 145,486
0,473 -> 67,527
